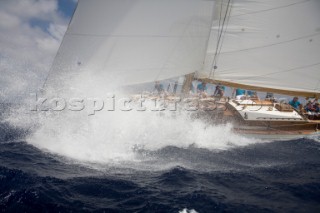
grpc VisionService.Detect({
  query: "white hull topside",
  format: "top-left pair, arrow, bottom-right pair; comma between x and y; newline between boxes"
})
215,98 -> 319,140
227,99 -> 305,122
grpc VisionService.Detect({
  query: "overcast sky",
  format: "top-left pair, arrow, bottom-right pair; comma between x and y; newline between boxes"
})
0,0 -> 77,102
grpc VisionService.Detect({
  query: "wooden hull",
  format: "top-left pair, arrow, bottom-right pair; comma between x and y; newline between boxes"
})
196,112 -> 320,140
233,128 -> 320,140
133,94 -> 320,140
194,100 -> 320,140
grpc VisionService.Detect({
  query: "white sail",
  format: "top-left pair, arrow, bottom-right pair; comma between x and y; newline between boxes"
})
199,0 -> 320,97
45,0 -> 215,91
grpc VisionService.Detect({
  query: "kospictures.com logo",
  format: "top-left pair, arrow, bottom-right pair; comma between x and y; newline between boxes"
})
29,93 -> 232,115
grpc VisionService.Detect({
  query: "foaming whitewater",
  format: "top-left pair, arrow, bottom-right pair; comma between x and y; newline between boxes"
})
5,72 -> 259,170
23,106 -> 257,167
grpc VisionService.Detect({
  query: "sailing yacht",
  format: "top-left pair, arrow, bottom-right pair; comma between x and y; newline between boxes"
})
44,0 -> 320,139
192,0 -> 320,139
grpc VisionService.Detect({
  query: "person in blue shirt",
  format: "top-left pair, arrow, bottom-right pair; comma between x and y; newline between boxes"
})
247,90 -> 259,99
232,88 -> 246,100
247,90 -> 254,96
197,82 -> 207,93
197,82 -> 208,98
288,97 -> 302,110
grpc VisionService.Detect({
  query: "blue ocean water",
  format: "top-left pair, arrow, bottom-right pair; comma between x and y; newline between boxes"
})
1,105 -> 320,212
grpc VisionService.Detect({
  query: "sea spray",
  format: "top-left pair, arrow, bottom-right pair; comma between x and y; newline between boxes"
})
4,72 -> 259,169
23,103 -> 257,165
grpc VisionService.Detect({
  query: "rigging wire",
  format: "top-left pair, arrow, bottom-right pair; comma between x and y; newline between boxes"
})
217,0 -> 224,41
214,0 -> 233,73
209,0 -> 232,79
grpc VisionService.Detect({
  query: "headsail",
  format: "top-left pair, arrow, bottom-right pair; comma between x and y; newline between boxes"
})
198,0 -> 320,98
45,0 -> 215,91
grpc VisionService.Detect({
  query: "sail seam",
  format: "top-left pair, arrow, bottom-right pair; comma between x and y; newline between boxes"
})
209,32 -> 320,55
153,16 -> 199,82
315,80 -> 320,91
219,62 -> 320,82
230,0 -> 310,17
64,33 -> 208,38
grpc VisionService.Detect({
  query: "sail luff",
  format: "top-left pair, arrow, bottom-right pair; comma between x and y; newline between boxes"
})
42,1 -> 79,90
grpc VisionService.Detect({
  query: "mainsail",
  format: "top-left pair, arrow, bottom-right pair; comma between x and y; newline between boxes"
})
45,0 -> 215,91
198,0 -> 320,98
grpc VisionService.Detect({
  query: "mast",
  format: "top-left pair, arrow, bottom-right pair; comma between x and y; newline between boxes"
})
181,73 -> 195,96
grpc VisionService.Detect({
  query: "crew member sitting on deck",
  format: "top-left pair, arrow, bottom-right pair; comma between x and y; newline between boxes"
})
315,102 -> 320,113
265,92 -> 274,99
197,82 -> 208,98
288,97 -> 302,111
314,103 -> 320,120
305,101 -> 316,112
232,88 -> 246,100
305,101 -> 317,119
247,90 -> 258,99
311,98 -> 319,107
197,82 -> 207,92
213,83 -> 225,97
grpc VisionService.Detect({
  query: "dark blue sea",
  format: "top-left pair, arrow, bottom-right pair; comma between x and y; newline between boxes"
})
1,104 -> 320,213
